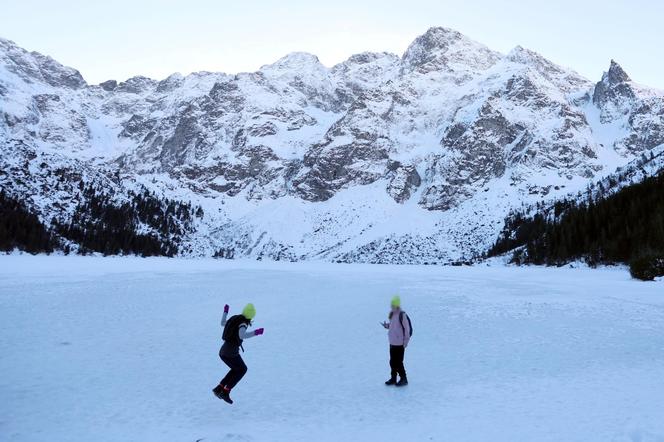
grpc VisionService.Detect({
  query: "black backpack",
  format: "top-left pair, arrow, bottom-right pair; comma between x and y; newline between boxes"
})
390,311 -> 413,337
222,314 -> 250,345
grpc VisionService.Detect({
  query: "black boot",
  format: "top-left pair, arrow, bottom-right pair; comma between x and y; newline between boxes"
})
212,384 -> 224,399
396,377 -> 408,387
385,377 -> 397,386
212,384 -> 233,404
219,387 -> 233,404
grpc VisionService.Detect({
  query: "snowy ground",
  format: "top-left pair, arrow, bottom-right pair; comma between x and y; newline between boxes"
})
1,256 -> 663,442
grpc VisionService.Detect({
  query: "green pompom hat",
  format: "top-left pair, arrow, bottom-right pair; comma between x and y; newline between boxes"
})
242,303 -> 256,320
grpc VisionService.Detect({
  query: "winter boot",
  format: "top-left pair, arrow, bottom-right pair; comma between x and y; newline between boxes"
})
396,377 -> 408,387
212,384 -> 225,399
212,384 -> 233,404
385,377 -> 397,386
218,386 -> 233,404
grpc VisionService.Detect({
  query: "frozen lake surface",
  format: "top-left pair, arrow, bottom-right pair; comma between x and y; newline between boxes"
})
1,255 -> 663,441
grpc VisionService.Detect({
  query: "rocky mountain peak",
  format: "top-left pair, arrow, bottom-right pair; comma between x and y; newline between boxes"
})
341,51 -> 399,66
593,60 -> 635,110
507,45 -> 545,65
261,52 -> 323,73
98,79 -> 118,91
115,75 -> 157,94
402,27 -> 463,65
405,26 -> 464,52
256,51 -> 336,108
604,60 -> 631,85
506,45 -> 590,92
401,26 -> 501,76
0,37 -> 86,89
156,72 -> 184,92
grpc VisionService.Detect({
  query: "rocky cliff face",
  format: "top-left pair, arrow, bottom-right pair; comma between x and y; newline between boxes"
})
1,27 -> 663,262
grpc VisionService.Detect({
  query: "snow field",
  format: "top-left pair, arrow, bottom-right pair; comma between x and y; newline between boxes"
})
0,255 -> 663,441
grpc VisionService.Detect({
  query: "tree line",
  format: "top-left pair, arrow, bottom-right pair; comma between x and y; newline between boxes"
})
0,183 -> 204,257
0,190 -> 56,254
487,172 -> 664,280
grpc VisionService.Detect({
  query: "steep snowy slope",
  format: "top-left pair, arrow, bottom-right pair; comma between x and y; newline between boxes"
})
1,27 -> 663,262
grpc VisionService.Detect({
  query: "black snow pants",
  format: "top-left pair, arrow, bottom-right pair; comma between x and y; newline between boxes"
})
220,354 -> 248,389
389,345 -> 406,380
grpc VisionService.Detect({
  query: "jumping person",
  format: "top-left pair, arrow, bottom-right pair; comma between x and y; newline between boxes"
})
212,303 -> 264,404
381,295 -> 412,386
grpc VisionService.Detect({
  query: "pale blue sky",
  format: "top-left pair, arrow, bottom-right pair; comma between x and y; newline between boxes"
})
2,0 -> 662,87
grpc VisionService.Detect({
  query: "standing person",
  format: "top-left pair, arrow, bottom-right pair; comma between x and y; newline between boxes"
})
381,296 -> 412,386
212,303 -> 264,404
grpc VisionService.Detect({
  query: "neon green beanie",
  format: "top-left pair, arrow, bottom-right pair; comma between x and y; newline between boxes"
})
391,296 -> 401,308
242,303 -> 256,320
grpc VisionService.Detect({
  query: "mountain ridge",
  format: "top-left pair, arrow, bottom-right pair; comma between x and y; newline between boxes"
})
1,27 -> 663,262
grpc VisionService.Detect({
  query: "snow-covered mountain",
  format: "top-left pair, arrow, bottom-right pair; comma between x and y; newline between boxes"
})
1,27 -> 663,262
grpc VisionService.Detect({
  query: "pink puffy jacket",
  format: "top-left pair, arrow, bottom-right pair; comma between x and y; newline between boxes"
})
387,308 -> 411,347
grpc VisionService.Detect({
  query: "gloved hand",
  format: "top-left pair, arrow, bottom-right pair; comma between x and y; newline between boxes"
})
254,328 -> 264,336
224,304 -> 229,313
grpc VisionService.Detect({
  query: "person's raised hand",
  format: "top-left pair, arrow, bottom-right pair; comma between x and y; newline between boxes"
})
254,328 -> 264,336
224,304 -> 230,313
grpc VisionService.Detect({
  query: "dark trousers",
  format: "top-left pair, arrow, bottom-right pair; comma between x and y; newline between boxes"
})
220,354 -> 248,390
389,345 -> 406,380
